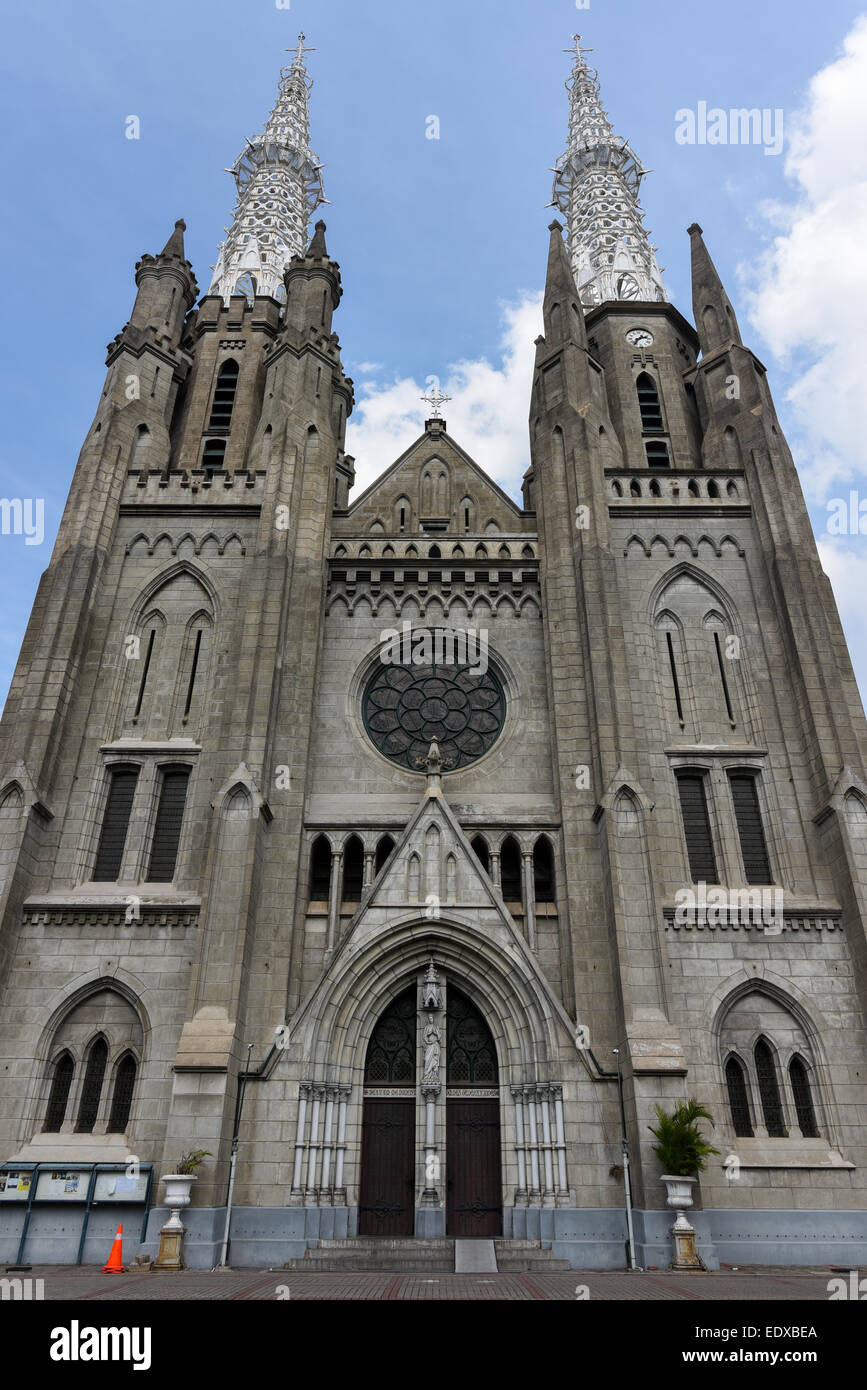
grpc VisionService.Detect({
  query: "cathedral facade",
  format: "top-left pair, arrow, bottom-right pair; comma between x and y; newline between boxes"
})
1,37 -> 866,1270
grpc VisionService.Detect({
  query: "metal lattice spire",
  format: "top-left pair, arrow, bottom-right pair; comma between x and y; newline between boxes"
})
209,34 -> 327,302
550,35 -> 666,307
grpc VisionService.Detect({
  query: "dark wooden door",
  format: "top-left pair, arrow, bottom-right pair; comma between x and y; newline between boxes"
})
358,1098 -> 415,1236
446,1098 -> 502,1237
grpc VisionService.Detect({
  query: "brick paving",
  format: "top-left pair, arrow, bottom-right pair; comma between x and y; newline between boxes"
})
14,1264 -> 847,1301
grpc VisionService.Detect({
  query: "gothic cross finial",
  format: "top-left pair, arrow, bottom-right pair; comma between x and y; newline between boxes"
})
413,739 -> 454,776
288,33 -> 314,65
420,386 -> 451,418
564,34 -> 592,60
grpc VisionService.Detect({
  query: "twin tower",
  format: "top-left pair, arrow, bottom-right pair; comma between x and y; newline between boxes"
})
0,35 -> 865,1270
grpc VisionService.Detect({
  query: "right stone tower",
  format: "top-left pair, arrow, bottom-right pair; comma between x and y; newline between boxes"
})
529,34 -> 867,1263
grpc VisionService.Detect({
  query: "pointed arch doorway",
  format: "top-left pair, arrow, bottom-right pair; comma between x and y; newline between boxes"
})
446,989 -> 502,1237
358,988 -> 416,1236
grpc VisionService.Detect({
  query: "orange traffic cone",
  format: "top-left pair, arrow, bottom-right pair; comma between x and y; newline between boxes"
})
102,1223 -> 126,1273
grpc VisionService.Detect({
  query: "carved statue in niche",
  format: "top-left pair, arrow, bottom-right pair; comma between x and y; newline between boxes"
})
422,1021 -> 441,1082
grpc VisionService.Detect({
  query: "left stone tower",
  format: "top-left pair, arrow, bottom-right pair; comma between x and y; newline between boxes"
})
0,38 -> 353,1231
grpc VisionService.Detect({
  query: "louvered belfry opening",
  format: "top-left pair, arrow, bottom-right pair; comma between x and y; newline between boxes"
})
92,766 -> 139,881
636,372 -> 663,430
44,1051 -> 74,1132
147,766 -> 191,882
729,773 -> 772,884
208,359 -> 239,429
676,772 -> 718,883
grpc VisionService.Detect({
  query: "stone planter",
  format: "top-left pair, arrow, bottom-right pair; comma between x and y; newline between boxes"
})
153,1173 -> 197,1271
661,1175 -> 703,1271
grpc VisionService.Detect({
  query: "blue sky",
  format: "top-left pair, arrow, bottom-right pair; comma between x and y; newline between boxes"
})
1,0 -> 866,708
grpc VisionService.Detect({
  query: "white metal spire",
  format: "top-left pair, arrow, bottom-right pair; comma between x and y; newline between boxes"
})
209,34 -> 327,302
550,35 -> 666,307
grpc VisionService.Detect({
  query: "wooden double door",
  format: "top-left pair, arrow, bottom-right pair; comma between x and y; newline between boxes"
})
358,1094 -> 502,1238
358,986 -> 502,1238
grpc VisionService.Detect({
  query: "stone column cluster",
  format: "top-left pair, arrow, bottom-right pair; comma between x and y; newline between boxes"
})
290,1081 -> 351,1205
510,1083 -> 568,1206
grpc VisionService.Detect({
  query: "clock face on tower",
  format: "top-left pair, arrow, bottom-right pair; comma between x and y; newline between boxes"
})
626,328 -> 654,348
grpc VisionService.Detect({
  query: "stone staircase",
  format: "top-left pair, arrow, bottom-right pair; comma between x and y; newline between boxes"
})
281,1237 -> 571,1273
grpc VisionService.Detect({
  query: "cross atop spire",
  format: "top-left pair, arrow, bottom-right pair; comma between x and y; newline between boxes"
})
420,386 -> 451,419
288,32 -> 313,65
209,39 -> 327,303
550,35 -> 666,307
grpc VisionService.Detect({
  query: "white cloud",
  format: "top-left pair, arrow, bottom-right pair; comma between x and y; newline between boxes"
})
743,15 -> 867,501
345,293 -> 543,500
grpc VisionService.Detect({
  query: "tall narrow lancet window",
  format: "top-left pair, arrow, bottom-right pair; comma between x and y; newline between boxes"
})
44,1052 -> 74,1132
533,836 -> 555,902
209,359 -> 239,429
725,1056 -> 753,1137
108,1053 -> 137,1133
76,1036 -> 108,1133
754,1037 -> 786,1137
309,836 -> 332,900
147,766 -> 191,882
789,1057 -> 819,1138
500,836 -> 523,902
93,766 -> 139,881
342,835 -> 364,901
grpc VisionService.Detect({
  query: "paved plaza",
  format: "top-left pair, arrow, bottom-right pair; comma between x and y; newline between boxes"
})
12,1264 -> 851,1301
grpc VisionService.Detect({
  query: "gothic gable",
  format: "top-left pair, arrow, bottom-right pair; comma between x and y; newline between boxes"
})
338,423 -> 527,537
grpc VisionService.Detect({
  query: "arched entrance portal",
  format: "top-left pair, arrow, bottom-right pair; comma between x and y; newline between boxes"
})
358,988 -> 416,1235
446,989 -> 501,1236
358,981 -> 503,1238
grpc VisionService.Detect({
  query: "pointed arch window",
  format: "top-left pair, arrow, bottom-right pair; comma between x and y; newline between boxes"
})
342,834 -> 364,901
364,988 -> 416,1084
209,359 -> 239,429
309,836 -> 332,900
725,1056 -> 753,1137
470,834 -> 490,874
533,836 -> 555,903
375,834 -> 395,875
76,1036 -> 108,1133
754,1037 -> 786,1137
146,766 -> 191,882
108,1053 -> 137,1133
93,766 -> 139,881
44,1052 -> 74,1132
500,835 -> 523,902
447,990 -> 497,1085
789,1057 -> 819,1138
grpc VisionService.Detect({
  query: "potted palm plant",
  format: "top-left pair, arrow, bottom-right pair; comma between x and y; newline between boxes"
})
649,1100 -> 719,1270
154,1150 -> 212,1271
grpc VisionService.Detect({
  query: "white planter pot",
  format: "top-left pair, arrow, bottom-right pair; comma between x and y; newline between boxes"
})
161,1173 -> 197,1232
661,1174 -> 697,1231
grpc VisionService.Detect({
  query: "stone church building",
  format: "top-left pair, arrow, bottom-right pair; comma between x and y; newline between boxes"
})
0,36 -> 866,1270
